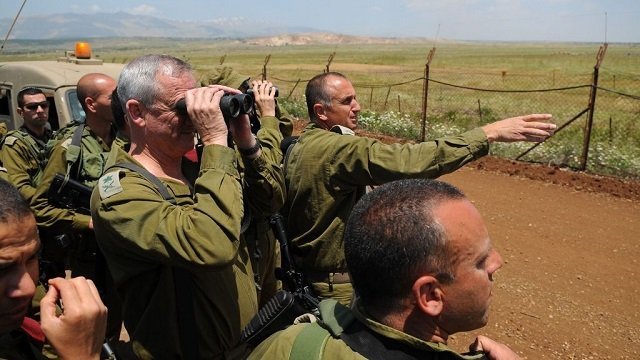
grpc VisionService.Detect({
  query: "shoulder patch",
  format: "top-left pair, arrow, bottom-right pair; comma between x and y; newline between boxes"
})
4,136 -> 18,146
98,170 -> 124,199
60,138 -> 72,149
60,138 -> 71,149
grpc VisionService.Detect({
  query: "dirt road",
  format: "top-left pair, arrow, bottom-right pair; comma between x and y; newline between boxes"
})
440,164 -> 640,359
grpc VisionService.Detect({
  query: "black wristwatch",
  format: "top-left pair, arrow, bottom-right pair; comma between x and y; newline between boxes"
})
238,139 -> 262,157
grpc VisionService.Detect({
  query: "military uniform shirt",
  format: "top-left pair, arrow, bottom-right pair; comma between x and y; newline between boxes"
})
0,127 -> 52,202
31,124 -> 112,235
248,299 -> 483,359
91,141 -> 285,359
284,123 -> 489,272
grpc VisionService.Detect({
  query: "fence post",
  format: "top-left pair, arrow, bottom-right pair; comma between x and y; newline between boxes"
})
383,87 -> 392,111
286,79 -> 301,100
421,47 -> 436,142
325,52 -> 336,73
580,43 -> 608,171
262,54 -> 271,81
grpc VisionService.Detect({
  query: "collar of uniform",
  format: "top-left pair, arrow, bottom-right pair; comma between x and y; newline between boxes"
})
19,125 -> 52,142
351,299 -> 468,357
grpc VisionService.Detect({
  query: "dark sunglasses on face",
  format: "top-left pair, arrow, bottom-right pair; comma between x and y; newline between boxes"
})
23,101 -> 50,111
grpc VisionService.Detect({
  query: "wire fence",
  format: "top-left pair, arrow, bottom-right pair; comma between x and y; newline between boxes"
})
228,44 -> 640,179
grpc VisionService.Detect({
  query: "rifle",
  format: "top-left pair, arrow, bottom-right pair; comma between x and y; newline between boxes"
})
47,173 -> 92,215
269,213 -> 320,313
239,213 -> 319,348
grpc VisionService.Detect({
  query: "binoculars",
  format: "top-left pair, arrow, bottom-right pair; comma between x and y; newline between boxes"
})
174,92 -> 254,120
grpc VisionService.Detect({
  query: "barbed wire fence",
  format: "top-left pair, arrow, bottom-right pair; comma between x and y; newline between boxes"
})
211,44 -> 640,179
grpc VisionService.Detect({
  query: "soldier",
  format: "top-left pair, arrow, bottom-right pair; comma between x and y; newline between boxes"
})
0,88 -> 53,202
250,179 -> 521,359
243,79 -> 294,306
91,54 -> 285,359
0,178 -> 107,360
30,73 -> 119,338
283,72 -> 557,305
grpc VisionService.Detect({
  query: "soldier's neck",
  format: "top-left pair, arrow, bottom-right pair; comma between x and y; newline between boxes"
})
23,123 -> 46,139
131,148 -> 189,185
85,117 -> 113,146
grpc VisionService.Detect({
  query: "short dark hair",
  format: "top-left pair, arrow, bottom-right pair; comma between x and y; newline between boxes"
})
0,179 -> 33,223
344,179 -> 465,310
305,72 -> 346,123
17,87 -> 45,107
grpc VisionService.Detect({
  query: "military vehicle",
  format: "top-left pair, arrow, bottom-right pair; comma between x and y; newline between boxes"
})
0,43 -> 123,132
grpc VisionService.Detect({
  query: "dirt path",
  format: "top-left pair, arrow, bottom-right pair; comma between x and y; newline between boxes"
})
440,166 -> 640,359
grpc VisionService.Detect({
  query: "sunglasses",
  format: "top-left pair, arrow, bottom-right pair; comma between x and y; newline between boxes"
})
23,101 -> 50,111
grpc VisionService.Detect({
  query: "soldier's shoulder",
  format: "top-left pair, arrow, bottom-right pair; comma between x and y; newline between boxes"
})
2,130 -> 28,147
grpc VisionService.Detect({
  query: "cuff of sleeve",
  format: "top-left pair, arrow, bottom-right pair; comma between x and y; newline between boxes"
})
464,127 -> 490,158
243,154 -> 268,173
72,213 -> 92,231
200,144 -> 239,176
260,116 -> 280,130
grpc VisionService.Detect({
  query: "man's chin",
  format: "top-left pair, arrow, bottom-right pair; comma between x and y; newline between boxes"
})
0,311 -> 27,335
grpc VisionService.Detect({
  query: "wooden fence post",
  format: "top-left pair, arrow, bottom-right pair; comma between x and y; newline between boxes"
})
262,54 -> 271,81
421,47 -> 436,142
580,43 -> 608,171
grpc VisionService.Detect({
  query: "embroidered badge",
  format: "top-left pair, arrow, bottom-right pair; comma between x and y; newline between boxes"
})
98,170 -> 123,199
4,136 -> 17,146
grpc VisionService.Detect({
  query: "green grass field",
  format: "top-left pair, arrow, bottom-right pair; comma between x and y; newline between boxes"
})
2,37 -> 639,177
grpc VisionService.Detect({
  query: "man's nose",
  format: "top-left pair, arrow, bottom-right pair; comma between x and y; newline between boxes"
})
8,268 -> 37,299
352,99 -> 361,112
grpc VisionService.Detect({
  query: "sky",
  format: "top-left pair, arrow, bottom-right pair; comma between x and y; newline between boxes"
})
2,0 -> 639,43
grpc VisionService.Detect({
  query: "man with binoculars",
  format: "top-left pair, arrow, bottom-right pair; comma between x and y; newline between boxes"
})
90,54 -> 286,359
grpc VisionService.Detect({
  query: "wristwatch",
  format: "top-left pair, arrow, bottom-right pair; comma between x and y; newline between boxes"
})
238,138 -> 262,157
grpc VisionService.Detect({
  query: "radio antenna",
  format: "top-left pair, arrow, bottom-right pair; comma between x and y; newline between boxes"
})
1,0 -> 28,54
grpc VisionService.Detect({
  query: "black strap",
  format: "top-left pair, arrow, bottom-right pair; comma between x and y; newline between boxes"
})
110,162 -> 199,359
340,320 -> 487,360
281,136 -> 299,175
111,162 -> 176,205
67,123 -> 85,180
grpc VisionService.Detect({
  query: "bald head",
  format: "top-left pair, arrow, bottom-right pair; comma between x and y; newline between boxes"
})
77,73 -> 116,123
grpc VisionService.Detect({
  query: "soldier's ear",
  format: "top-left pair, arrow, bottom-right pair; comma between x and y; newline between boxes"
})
85,97 -> 97,114
313,103 -> 327,121
313,103 -> 331,129
126,99 -> 145,128
412,275 -> 444,317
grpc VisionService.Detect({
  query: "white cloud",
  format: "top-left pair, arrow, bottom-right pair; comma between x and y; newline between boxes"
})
129,4 -> 159,16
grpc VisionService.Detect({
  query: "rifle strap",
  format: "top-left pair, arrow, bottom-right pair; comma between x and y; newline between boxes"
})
282,136 -> 298,177
109,161 -> 199,360
290,322 -> 330,360
55,123 -> 86,195
65,123 -> 85,179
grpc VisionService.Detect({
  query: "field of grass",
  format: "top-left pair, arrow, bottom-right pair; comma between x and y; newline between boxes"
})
2,37 -> 639,177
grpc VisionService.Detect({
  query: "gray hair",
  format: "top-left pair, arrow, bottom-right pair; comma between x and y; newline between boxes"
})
117,54 -> 193,110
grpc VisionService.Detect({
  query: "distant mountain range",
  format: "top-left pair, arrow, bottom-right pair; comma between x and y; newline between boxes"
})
0,11 -> 320,40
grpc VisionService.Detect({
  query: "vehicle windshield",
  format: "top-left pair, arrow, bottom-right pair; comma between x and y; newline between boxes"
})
66,89 -> 86,123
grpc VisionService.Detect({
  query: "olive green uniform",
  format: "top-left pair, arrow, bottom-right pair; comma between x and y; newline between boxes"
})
248,299 -> 484,359
0,127 -> 53,202
283,124 -> 489,303
244,115 -> 292,306
31,124 -> 112,236
30,124 -> 121,339
91,141 -> 285,359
